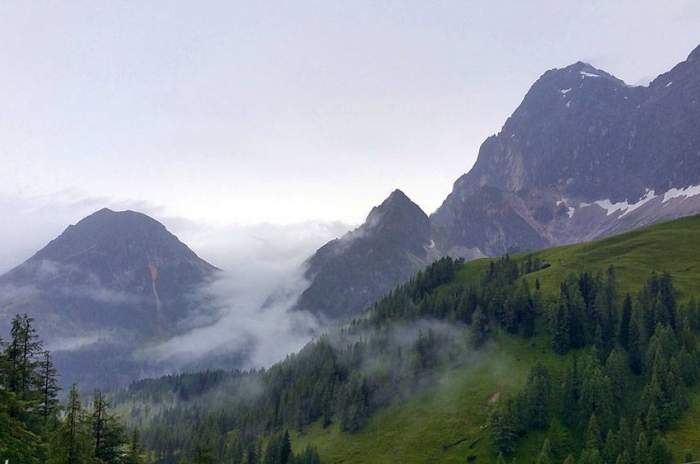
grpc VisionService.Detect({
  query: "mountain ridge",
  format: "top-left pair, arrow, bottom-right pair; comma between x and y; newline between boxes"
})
302,43 -> 700,320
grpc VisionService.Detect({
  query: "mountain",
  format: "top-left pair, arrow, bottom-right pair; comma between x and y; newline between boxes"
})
433,45 -> 700,254
0,208 -> 219,388
295,189 -> 436,319
303,44 -> 700,320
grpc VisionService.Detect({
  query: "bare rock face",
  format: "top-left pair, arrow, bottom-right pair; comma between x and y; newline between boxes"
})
0,208 -> 219,389
432,44 -> 700,256
295,190 -> 434,319
305,44 -> 700,320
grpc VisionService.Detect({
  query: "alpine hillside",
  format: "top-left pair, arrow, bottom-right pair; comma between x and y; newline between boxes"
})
114,215 -> 700,464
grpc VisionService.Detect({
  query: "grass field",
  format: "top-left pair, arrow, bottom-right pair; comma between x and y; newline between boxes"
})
293,216 -> 700,463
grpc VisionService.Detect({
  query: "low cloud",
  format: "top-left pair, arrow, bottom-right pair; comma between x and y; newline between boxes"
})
147,220 -> 350,369
47,332 -> 112,352
0,190 -> 352,371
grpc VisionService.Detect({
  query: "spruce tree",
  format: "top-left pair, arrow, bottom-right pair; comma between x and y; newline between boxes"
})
6,314 -> 43,398
618,294 -> 633,349
490,402 -> 517,454
48,385 -> 94,464
91,390 -> 128,463
535,438 -> 552,464
552,301 -> 570,354
585,413 -> 602,450
38,350 -> 60,426
470,305 -> 489,348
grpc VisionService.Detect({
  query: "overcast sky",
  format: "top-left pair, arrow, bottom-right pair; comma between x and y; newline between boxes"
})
1,1 -> 699,229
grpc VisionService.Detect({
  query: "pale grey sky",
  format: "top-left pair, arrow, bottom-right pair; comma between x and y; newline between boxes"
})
1,1 -> 699,227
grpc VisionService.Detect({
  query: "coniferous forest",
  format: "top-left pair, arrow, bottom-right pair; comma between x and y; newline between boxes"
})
100,251 -> 700,464
3,240 -> 700,463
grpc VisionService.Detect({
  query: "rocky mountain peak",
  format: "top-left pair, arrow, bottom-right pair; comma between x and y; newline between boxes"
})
3,207 -> 218,295
364,189 -> 429,236
295,190 -> 432,319
0,208 -> 219,389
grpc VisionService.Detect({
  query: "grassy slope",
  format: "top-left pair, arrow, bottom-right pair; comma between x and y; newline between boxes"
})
295,336 -> 554,463
528,215 -> 700,299
293,216 -> 700,463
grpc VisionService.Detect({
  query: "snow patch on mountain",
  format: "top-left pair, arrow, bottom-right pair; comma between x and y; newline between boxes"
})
580,190 -> 657,217
581,185 -> 700,218
663,184 -> 700,203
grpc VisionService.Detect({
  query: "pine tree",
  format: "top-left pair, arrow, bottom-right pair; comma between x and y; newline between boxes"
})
6,314 -> 43,398
48,385 -> 94,464
0,317 -> 46,463
628,309 -> 643,375
548,420 -> 575,460
552,301 -> 570,354
648,436 -> 672,464
578,449 -> 603,464
125,428 -> 145,464
603,429 -> 620,464
0,378 -> 42,463
618,294 -> 633,349
339,375 -> 370,432
91,390 -> 128,463
294,445 -> 321,464
38,350 -> 60,426
263,430 -> 291,464
523,363 -> 550,429
247,444 -> 258,464
615,451 -> 631,464
279,430 -> 292,464
536,438 -> 552,464
604,348 -> 629,404
635,432 -> 649,464
490,402 -> 517,454
646,403 -> 660,436
585,413 -> 601,450
470,305 -> 490,348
